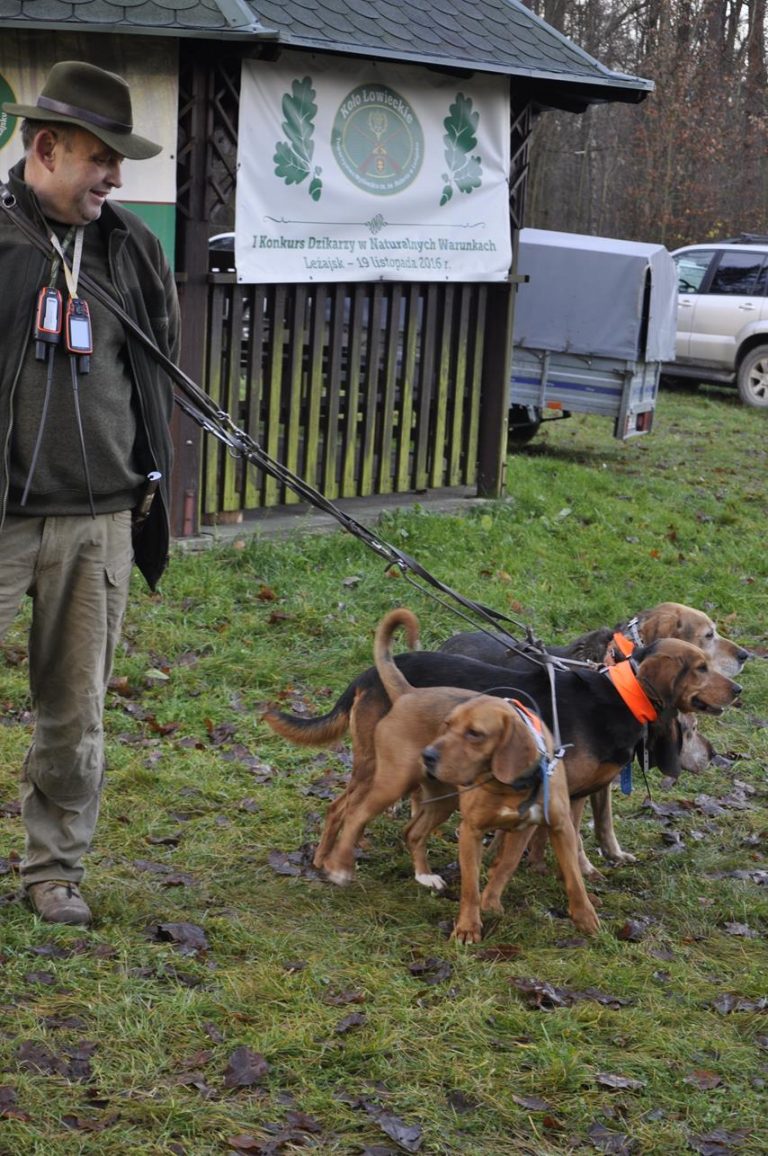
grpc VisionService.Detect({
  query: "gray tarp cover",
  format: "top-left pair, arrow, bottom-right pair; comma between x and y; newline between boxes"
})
513,228 -> 678,362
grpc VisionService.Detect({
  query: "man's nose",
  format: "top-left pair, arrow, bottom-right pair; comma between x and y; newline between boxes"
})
106,160 -> 123,189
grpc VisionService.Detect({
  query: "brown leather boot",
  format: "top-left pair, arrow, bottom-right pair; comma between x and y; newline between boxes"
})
27,880 -> 92,926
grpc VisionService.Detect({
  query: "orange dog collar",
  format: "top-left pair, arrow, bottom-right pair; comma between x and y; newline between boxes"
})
605,660 -> 658,723
510,698 -> 544,736
612,631 -> 635,658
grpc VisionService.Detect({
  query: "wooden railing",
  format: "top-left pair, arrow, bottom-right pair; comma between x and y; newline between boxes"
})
201,277 -> 488,520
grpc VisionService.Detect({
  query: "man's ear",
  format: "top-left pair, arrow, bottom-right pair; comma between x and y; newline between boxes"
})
32,129 -> 58,172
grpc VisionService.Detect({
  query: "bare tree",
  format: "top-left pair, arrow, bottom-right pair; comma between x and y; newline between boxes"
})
523,0 -> 768,246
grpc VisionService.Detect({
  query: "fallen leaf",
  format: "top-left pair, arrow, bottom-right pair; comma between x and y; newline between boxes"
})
723,922 -> 759,939
335,1012 -> 367,1034
511,977 -> 633,1010
360,1100 -> 423,1152
446,1088 -> 479,1114
222,1046 -> 269,1088
709,993 -> 768,1014
0,1085 -> 30,1121
684,1069 -> 723,1090
616,919 -> 651,942
512,1093 -> 552,1111
596,1072 -> 646,1090
688,1128 -> 749,1155
588,1121 -> 637,1154
474,944 -> 522,961
147,922 -> 209,954
408,957 -> 453,985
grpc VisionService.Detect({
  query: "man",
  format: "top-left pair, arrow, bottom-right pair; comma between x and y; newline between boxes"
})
0,61 -> 180,925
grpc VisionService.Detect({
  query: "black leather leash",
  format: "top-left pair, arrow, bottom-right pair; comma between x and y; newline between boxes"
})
0,181 -> 576,671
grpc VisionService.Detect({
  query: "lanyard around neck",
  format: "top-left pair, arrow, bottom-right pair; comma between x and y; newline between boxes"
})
50,225 -> 85,298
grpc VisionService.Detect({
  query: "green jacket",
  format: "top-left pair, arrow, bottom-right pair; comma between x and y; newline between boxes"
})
0,160 -> 180,590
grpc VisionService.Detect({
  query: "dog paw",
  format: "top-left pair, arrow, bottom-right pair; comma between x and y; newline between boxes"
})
415,872 -> 447,891
323,866 -> 354,886
606,851 -> 637,865
480,893 -> 505,915
571,907 -> 600,935
451,923 -> 482,944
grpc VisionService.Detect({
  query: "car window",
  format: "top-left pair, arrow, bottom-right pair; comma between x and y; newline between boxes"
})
674,251 -> 714,293
708,251 -> 768,296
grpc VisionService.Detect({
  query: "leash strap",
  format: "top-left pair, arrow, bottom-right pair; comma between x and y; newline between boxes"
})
624,616 -> 643,647
620,761 -> 633,795
508,697 -> 563,824
0,182 -> 601,662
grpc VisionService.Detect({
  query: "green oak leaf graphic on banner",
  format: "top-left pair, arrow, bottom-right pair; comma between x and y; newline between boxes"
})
273,76 -> 323,201
440,93 -> 483,206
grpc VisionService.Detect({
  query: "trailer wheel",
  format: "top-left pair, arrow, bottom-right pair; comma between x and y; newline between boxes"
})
737,346 -> 768,407
508,405 -> 542,446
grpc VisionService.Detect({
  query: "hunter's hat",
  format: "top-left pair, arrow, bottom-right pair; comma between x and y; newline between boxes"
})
2,60 -> 162,160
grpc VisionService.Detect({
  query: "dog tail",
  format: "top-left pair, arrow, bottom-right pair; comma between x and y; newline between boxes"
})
262,682 -> 360,746
374,607 -> 420,703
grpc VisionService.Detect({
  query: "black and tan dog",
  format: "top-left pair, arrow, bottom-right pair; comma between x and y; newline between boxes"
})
442,601 -> 749,874
438,601 -> 749,676
265,608 -> 742,889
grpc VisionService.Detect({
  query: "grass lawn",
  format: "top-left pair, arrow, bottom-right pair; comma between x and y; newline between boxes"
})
1,381 -> 767,1155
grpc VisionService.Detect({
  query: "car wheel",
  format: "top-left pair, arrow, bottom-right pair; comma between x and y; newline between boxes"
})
508,405 -> 542,447
737,346 -> 768,407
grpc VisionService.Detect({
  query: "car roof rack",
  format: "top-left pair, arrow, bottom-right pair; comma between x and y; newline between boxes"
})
721,233 -> 768,244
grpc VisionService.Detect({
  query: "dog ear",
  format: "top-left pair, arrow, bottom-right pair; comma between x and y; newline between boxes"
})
644,717 -> 683,778
490,715 -> 539,785
635,650 -> 686,711
641,604 -> 684,644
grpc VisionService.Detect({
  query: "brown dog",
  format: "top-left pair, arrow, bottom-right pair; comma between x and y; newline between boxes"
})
419,695 -> 600,942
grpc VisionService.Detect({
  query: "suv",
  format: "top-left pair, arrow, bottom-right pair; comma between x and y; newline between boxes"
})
662,236 -> 768,406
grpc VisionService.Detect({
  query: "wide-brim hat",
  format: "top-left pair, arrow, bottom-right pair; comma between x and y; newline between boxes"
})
2,60 -> 162,160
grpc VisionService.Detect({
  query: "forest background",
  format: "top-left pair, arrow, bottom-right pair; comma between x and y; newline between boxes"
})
523,0 -> 767,247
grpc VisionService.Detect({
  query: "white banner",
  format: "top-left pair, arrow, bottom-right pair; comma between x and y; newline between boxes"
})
236,54 -> 511,283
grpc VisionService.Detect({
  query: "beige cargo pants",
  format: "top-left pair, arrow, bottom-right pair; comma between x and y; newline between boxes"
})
0,512 -> 133,886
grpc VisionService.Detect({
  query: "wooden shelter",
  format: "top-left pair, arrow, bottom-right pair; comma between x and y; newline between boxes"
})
0,1 -> 652,537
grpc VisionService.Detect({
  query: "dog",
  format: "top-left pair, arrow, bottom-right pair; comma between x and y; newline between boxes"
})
440,601 -> 749,872
265,608 -> 742,888
420,695 -> 600,942
437,602 -> 750,676
314,608 -> 598,941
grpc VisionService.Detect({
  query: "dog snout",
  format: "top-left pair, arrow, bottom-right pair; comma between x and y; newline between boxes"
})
422,745 -> 440,778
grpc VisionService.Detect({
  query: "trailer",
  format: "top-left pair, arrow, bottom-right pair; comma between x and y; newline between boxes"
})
509,228 -> 678,443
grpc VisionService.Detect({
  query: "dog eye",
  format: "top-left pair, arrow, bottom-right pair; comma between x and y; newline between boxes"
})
464,728 -> 485,741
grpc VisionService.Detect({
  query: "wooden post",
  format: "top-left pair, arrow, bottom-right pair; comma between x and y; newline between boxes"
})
476,280 -> 514,498
170,48 -> 210,538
